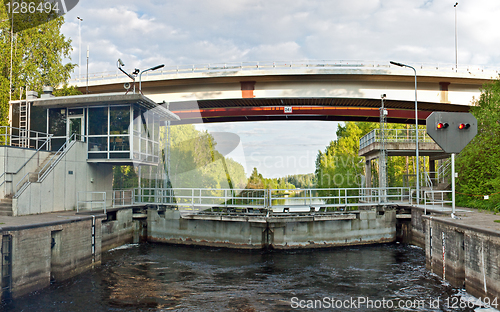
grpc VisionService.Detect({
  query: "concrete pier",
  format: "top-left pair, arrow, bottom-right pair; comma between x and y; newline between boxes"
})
0,207 -> 137,299
408,205 -> 500,303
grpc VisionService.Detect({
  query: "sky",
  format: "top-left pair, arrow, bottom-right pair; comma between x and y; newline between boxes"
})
60,0 -> 500,178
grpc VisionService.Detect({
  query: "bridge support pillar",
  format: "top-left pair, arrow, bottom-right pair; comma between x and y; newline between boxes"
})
365,160 -> 372,188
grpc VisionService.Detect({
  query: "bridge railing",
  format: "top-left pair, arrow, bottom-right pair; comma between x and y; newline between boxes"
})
359,129 -> 435,150
69,60 -> 500,85
270,187 -> 411,209
132,187 -> 411,212
134,187 -> 267,209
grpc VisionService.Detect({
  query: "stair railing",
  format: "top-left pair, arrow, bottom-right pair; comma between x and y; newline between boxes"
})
14,133 -> 81,198
2,134 -> 53,193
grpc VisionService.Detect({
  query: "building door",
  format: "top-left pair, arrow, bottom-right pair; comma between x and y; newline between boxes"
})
68,116 -> 83,141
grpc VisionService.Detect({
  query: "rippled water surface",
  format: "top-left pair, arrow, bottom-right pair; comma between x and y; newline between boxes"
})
3,243 -> 478,311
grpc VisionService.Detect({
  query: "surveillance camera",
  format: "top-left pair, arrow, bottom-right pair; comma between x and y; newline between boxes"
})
381,94 -> 387,99
118,58 -> 125,67
133,68 -> 140,75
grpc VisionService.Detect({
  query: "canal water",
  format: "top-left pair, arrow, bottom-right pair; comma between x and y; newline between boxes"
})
2,243 -> 482,311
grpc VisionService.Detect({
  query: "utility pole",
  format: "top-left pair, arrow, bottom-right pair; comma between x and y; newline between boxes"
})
454,2 -> 458,72
77,17 -> 83,81
86,45 -> 89,94
379,94 -> 388,203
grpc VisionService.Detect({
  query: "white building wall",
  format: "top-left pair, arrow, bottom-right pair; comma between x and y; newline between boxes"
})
11,142 -> 113,216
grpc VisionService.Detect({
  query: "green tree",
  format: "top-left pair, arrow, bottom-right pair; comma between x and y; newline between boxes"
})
456,79 -> 500,210
0,4 -> 75,125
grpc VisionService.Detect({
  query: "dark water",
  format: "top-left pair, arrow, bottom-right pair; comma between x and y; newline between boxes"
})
2,243 -> 480,311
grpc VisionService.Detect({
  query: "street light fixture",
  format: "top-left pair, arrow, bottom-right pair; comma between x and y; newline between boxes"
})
390,61 -> 420,206
139,64 -> 165,94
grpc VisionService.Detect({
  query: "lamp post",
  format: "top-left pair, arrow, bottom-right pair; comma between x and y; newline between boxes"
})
139,64 -> 165,94
454,2 -> 458,72
77,17 -> 83,82
390,61 -> 420,206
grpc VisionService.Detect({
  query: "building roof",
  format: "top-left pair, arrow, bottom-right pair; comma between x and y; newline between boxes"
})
28,93 -> 180,121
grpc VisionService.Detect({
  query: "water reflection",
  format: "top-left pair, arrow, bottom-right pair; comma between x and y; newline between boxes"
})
3,243 -> 476,311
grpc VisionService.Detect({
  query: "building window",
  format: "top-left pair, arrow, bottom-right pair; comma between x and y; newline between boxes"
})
110,106 -> 130,135
88,107 -> 108,135
49,108 -> 66,136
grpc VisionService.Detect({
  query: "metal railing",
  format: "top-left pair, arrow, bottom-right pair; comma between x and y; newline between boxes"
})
69,59 -> 500,84
112,189 -> 135,207
77,191 -> 107,213
0,126 -> 52,150
268,187 -> 411,210
424,190 -> 453,208
132,187 -> 411,211
14,133 -> 81,198
360,129 -> 435,150
0,131 -> 53,197
134,188 -> 267,209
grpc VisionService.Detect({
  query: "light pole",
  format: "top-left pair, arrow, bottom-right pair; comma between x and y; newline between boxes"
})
139,64 -> 165,94
77,17 -> 83,82
390,61 -> 420,205
454,2 -> 458,72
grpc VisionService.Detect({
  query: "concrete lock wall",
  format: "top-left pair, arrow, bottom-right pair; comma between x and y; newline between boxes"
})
13,142 -> 113,216
425,218 -> 500,301
0,216 -> 104,299
101,208 -> 135,252
148,209 -> 265,248
148,209 -> 396,249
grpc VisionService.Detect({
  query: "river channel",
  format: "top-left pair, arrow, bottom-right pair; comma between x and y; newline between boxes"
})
2,243 -> 481,311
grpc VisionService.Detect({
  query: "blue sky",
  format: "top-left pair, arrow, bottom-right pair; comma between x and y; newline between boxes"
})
60,0 -> 500,177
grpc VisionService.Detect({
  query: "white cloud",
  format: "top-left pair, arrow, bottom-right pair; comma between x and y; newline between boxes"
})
60,0 -> 500,176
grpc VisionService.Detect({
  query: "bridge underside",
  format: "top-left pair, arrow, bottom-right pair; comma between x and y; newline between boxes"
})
170,98 -> 470,125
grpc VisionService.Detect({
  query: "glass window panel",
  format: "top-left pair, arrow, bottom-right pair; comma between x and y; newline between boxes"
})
154,115 -> 160,143
88,107 -> 108,135
88,137 -> 108,151
141,138 -> 146,155
88,153 -> 107,159
30,105 -> 47,133
109,152 -> 130,159
141,110 -> 149,138
133,106 -> 140,133
11,104 -> 20,129
110,106 -> 130,135
133,152 -> 140,160
133,136 -> 140,152
68,108 -> 84,115
49,108 -> 66,136
110,136 -> 130,151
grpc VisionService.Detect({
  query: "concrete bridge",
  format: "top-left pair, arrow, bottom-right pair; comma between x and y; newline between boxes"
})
72,60 -> 498,125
